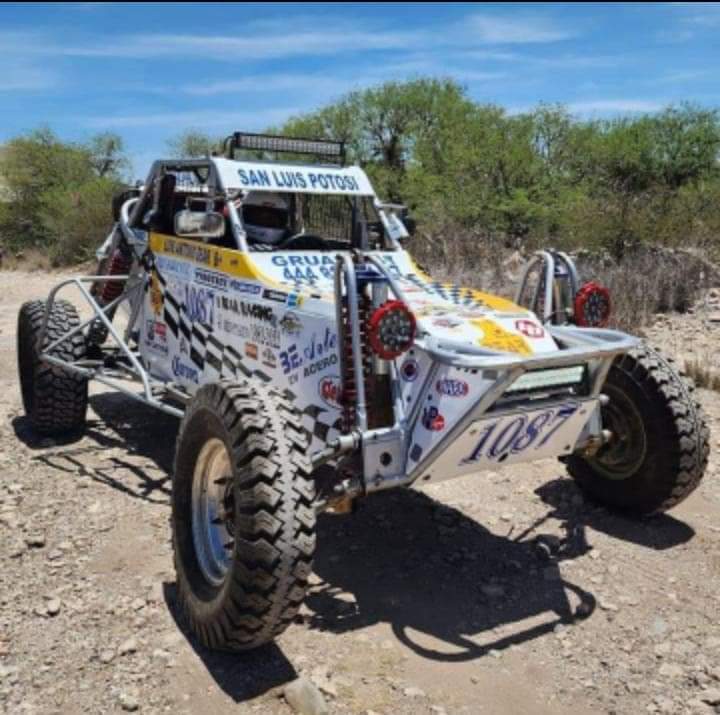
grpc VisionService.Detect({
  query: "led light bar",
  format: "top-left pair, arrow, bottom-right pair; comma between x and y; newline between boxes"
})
227,132 -> 345,164
506,365 -> 586,393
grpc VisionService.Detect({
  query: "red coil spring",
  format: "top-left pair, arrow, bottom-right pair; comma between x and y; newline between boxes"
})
340,295 -> 373,433
100,249 -> 131,304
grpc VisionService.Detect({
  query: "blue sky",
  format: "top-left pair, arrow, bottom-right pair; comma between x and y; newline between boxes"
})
1,2 -> 718,179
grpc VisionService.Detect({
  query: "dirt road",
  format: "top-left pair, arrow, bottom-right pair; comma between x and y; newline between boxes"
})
1,270 -> 719,715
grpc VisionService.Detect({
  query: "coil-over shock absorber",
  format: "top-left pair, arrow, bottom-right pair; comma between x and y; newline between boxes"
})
339,292 -> 373,433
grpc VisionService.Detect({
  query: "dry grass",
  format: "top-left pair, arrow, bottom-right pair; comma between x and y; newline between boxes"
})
0,247 -> 54,271
684,357 -> 720,392
574,247 -> 720,333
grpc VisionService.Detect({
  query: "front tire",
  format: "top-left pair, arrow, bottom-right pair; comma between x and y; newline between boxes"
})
17,299 -> 88,436
172,381 -> 316,651
567,345 -> 709,514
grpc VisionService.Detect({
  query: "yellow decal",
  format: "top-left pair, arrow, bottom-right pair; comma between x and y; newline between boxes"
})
149,233 -> 285,287
472,318 -> 532,356
150,273 -> 163,315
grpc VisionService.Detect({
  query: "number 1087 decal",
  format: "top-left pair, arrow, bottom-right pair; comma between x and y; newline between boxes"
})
462,403 -> 581,464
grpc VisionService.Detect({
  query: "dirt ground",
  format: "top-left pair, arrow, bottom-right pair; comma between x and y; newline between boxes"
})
1,269 -> 720,715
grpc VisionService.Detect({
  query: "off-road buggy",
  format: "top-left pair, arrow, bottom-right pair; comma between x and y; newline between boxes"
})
17,133 -> 709,651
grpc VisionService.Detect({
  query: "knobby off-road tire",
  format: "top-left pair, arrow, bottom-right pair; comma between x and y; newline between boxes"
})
567,345 -> 709,515
17,299 -> 88,436
172,381 -> 316,651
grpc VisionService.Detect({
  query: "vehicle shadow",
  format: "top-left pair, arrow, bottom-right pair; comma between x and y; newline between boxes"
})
162,582 -> 298,703
304,477 -> 695,663
305,486 -> 596,663
14,391 -> 178,504
533,477 -> 695,551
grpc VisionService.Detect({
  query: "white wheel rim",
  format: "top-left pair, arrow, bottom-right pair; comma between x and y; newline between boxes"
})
191,438 -> 233,587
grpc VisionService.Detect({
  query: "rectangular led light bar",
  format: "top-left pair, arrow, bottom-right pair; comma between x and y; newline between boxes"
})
505,365 -> 586,393
229,132 -> 345,163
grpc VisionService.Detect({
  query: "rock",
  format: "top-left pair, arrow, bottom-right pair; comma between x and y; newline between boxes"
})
700,688 -> 720,706
130,598 -> 145,611
99,650 -> 115,664
599,600 -> 619,613
652,618 -> 669,637
118,637 -> 138,656
8,541 -> 26,558
46,549 -> 63,561
25,532 -> 46,548
654,642 -> 671,657
46,599 -> 61,616
118,691 -> 139,712
283,677 -> 328,715
403,686 -> 426,698
658,663 -> 684,679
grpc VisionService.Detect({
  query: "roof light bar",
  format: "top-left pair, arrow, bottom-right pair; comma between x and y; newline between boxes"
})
226,132 -> 345,164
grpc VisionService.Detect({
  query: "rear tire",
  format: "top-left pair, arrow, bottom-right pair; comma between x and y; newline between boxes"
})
17,299 -> 88,436
172,381 -> 316,651
567,345 -> 709,514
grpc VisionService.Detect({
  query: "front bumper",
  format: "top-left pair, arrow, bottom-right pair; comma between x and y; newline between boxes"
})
359,326 -> 639,492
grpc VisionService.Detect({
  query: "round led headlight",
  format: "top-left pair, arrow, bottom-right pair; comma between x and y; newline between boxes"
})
367,300 -> 416,360
574,281 -> 611,327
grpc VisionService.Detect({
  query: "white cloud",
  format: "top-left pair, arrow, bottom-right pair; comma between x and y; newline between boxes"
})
461,13 -> 575,44
81,106 -> 300,129
566,99 -> 665,115
60,29 -> 424,61
181,74 -> 351,97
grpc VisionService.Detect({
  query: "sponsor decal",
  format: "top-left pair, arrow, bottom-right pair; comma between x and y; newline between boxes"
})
245,342 -> 258,360
433,318 -> 463,329
303,354 -> 337,378
236,167 -> 361,193
156,255 -> 192,279
319,375 -> 342,408
461,403 -> 580,465
263,288 -> 289,303
220,319 -> 249,339
164,237 -> 212,265
279,312 -> 302,335
287,293 -> 303,308
183,285 -> 214,324
471,318 -> 531,356
421,406 -> 445,432
261,347 -> 277,369
229,279 -> 262,295
279,344 -> 302,375
195,267 -> 229,292
144,320 -> 168,355
217,296 -> 276,324
146,320 -> 167,343
515,319 -> 545,339
172,356 -> 199,383
278,329 -> 338,378
436,378 -> 469,397
400,358 -> 419,382
303,328 -> 337,361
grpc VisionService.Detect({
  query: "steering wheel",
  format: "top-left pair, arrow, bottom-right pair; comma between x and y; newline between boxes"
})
277,233 -> 328,250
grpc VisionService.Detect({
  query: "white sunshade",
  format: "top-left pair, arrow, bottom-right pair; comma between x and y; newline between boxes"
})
212,158 -> 376,196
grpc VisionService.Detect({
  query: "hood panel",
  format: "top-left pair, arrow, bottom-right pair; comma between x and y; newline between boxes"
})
248,250 -> 556,355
